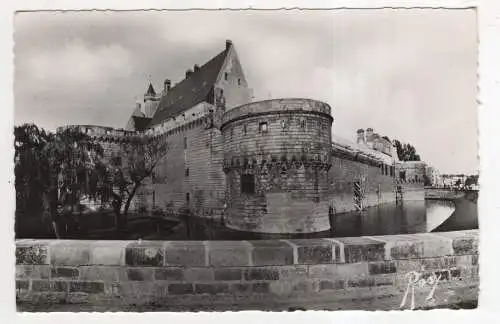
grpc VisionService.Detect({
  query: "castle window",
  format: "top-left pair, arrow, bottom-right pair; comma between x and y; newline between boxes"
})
300,119 -> 306,129
280,120 -> 287,129
241,174 -> 255,194
243,123 -> 247,135
184,137 -> 188,149
238,78 -> 241,85
259,122 -> 268,133
224,72 -> 228,81
185,168 -> 189,177
186,192 -> 190,203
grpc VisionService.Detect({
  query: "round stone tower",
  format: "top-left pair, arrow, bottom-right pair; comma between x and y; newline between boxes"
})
220,98 -> 333,234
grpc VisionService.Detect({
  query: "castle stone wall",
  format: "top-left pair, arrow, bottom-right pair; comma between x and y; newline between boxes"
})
221,99 -> 333,234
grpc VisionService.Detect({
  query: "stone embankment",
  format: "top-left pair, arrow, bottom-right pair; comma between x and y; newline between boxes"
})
16,230 -> 478,311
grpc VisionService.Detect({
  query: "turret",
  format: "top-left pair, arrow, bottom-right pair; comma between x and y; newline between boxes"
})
143,82 -> 159,118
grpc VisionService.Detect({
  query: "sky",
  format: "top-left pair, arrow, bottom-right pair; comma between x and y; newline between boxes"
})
13,9 -> 478,175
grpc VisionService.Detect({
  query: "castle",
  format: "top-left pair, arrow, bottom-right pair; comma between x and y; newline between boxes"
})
60,40 -> 424,235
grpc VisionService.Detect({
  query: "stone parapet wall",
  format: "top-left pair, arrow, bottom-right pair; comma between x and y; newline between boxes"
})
16,230 -> 478,310
222,98 -> 332,126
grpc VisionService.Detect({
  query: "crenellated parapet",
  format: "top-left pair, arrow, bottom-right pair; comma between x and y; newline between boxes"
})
223,152 -> 331,173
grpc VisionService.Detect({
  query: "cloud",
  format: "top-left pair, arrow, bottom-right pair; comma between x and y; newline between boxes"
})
13,9 -> 478,174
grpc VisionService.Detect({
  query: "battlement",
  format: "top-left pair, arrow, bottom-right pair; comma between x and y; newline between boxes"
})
222,98 -> 332,127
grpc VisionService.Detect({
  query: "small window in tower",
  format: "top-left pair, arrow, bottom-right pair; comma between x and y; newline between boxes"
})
300,119 -> 306,129
241,174 -> 255,194
259,122 -> 268,133
243,123 -> 247,135
185,168 -> 189,177
184,137 -> 188,149
186,192 -> 190,203
238,78 -> 241,85
224,72 -> 228,81
281,120 -> 287,129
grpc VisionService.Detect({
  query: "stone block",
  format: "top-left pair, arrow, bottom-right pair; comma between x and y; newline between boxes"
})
290,239 -> 334,264
127,268 -> 154,281
318,280 -> 345,291
16,243 -> 50,265
51,267 -> 79,279
333,237 -> 385,263
118,281 -> 167,299
373,274 -> 396,287
16,280 -> 29,290
207,241 -> 252,267
244,268 -> 280,281
307,264 -> 337,279
154,268 -> 184,281
368,261 -> 397,275
347,277 -> 375,288
90,241 -> 129,266
125,242 -> 164,267
230,283 -> 252,295
250,240 -> 294,266
335,262 -> 369,280
269,280 -> 293,295
78,266 -> 120,282
16,265 -> 50,279
183,268 -> 214,282
252,282 -> 270,293
168,283 -> 194,295
214,268 -> 243,281
50,241 -> 92,266
165,241 -> 207,266
279,265 -> 309,280
433,231 -> 479,255
293,280 -> 318,293
194,283 -> 230,295
32,280 -> 68,292
69,281 -> 105,294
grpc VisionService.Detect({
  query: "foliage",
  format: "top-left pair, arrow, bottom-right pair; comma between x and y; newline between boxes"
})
98,136 -> 169,230
465,175 -> 479,188
393,139 -> 421,161
15,124 -> 106,238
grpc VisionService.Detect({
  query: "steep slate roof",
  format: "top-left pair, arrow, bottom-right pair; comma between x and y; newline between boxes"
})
148,47 -> 230,127
145,83 -> 156,96
132,116 -> 152,131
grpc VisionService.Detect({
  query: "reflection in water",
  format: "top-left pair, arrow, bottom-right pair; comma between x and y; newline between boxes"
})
166,199 -> 460,241
330,200 -> 455,238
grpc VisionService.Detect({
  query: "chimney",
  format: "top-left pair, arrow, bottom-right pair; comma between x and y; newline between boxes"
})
225,39 -> 233,50
164,79 -> 171,92
356,129 -> 365,144
365,128 -> 374,142
185,69 -> 193,78
193,64 -> 200,72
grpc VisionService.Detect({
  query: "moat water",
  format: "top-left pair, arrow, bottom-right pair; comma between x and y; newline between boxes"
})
18,196 -> 477,240
163,198 -> 477,241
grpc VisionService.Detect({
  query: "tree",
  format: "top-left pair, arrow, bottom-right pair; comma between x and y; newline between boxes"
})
393,139 -> 421,161
465,175 -> 479,189
15,124 -> 106,238
99,136 -> 169,231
